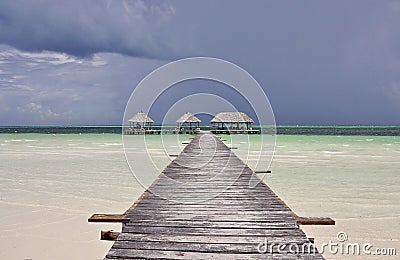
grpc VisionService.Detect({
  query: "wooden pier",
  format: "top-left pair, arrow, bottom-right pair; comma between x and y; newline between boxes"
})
124,128 -> 199,135
210,129 -> 260,135
89,131 -> 333,259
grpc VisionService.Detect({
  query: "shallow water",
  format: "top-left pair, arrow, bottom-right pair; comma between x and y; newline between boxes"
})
0,133 -> 398,259
267,135 -> 400,259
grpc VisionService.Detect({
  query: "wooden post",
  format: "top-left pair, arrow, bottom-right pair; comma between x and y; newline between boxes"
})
295,216 -> 335,225
101,230 -> 120,241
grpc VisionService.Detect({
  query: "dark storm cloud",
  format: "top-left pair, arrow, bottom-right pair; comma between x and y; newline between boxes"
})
169,0 -> 400,125
0,48 -> 164,125
0,0 -> 185,59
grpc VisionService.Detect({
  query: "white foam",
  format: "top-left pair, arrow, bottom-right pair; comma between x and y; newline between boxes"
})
99,143 -> 122,147
4,139 -> 23,143
102,143 -> 121,146
323,150 -> 344,154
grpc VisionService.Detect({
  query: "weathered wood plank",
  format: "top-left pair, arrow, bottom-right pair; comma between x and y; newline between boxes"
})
88,214 -> 127,223
295,216 -> 335,225
106,249 -> 324,259
116,233 -> 311,244
122,226 -> 304,236
125,214 -> 295,222
124,220 -> 298,229
110,240 -> 318,254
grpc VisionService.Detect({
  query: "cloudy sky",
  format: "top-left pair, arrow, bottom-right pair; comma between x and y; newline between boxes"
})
0,0 -> 399,126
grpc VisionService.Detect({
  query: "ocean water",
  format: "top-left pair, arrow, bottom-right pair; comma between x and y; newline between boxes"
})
0,131 -> 399,259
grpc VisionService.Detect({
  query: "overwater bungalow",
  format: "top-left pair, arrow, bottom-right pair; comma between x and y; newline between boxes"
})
125,112 -> 154,134
176,112 -> 201,134
210,112 -> 259,134
128,112 -> 154,129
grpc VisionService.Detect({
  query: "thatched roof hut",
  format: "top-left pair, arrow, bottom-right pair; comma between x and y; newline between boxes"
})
128,112 -> 154,128
211,112 -> 253,123
211,112 -> 254,129
176,112 -> 201,124
177,112 -> 201,129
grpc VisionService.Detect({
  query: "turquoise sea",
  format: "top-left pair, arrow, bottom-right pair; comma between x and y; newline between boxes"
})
0,127 -> 399,259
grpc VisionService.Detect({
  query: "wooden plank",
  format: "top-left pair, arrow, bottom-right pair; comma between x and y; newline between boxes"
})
254,170 -> 272,174
116,233 -> 311,244
110,240 -> 319,254
127,209 -> 293,216
124,220 -> 298,229
122,226 -> 302,236
126,212 -> 294,220
106,249 -> 324,259
296,216 -> 335,225
128,205 -> 291,210
88,214 -> 127,223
